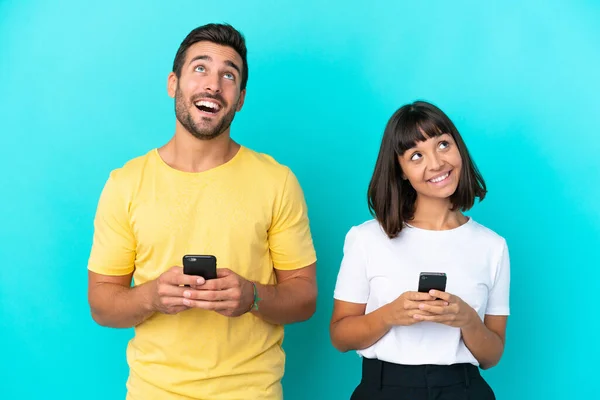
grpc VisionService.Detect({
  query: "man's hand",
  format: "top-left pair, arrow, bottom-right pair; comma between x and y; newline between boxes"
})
182,268 -> 255,317
147,266 -> 206,315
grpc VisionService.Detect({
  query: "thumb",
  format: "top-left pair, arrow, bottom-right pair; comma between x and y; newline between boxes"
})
216,268 -> 233,278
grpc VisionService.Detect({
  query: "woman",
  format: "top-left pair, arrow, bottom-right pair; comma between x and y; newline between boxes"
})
330,101 -> 510,399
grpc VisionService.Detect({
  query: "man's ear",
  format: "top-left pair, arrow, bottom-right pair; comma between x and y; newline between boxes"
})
236,89 -> 246,112
167,72 -> 178,98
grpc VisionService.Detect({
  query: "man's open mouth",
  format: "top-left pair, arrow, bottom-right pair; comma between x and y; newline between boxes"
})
194,100 -> 222,114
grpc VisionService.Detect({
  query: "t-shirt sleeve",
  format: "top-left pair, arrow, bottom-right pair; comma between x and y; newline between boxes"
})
87,172 -> 136,276
485,240 -> 511,315
268,169 -> 316,270
333,227 -> 370,304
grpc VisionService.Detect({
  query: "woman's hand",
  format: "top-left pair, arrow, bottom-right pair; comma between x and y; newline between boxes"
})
382,291 -> 449,327
413,290 -> 478,328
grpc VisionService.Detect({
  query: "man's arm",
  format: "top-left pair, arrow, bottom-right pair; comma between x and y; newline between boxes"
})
88,271 -> 153,328
88,267 -> 205,328
251,263 -> 316,324
181,263 -> 317,325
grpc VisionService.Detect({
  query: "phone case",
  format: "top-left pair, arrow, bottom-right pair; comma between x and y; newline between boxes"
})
183,255 -> 217,280
418,272 -> 447,293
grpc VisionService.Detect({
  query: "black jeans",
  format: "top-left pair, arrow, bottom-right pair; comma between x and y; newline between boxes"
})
350,358 -> 496,400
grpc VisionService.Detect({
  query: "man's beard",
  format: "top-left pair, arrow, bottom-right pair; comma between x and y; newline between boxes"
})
174,87 -> 239,141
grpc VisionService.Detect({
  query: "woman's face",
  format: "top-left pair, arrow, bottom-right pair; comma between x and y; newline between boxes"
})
397,133 -> 463,201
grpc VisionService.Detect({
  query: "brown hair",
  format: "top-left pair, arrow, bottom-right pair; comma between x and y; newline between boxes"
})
172,23 -> 248,90
367,101 -> 486,238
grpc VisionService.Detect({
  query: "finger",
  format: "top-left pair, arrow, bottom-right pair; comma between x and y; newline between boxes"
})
407,291 -> 436,301
424,300 -> 450,307
160,267 -> 200,286
403,300 -> 420,310
200,276 -> 234,291
417,303 -> 448,314
158,296 -> 190,308
183,288 -> 233,302
165,305 -> 189,315
414,313 -> 454,322
404,300 -> 443,310
216,268 -> 233,278
428,290 -> 451,301
157,284 -> 188,298
175,274 -> 206,287
412,300 -> 449,307
408,310 -> 434,318
182,299 -> 236,311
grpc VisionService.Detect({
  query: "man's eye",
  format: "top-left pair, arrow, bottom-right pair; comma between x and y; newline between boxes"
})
224,72 -> 234,80
194,66 -> 205,72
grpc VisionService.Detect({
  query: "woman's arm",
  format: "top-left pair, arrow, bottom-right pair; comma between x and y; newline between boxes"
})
460,314 -> 507,369
415,289 -> 507,369
330,292 -> 447,352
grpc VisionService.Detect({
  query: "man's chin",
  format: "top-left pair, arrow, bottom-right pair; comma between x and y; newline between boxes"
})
190,131 -> 222,141
189,124 -> 227,141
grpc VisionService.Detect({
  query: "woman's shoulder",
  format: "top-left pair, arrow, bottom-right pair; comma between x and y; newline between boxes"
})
347,219 -> 384,235
466,219 -> 507,248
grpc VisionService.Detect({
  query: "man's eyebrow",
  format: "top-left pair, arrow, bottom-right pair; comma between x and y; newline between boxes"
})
188,55 -> 212,65
225,60 -> 241,75
188,55 -> 241,75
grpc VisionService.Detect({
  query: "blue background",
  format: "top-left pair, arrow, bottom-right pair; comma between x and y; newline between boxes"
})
1,1 -> 599,398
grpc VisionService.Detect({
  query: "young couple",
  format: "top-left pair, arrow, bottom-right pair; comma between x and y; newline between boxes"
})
87,23 -> 509,400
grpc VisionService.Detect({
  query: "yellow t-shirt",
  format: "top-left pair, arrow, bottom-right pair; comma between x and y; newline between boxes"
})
88,146 -> 317,400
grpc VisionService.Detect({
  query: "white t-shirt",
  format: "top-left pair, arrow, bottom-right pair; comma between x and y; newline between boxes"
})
333,218 -> 510,366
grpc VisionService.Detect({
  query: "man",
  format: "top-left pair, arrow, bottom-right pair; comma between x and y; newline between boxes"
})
87,23 -> 317,400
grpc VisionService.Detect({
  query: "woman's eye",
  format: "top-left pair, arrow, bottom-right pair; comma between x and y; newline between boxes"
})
194,66 -> 205,73
439,141 -> 450,149
410,152 -> 422,161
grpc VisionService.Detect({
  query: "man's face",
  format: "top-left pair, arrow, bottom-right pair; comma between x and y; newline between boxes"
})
168,41 -> 246,140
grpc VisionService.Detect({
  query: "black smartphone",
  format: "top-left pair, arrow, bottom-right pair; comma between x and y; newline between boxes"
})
183,255 -> 217,280
418,272 -> 447,293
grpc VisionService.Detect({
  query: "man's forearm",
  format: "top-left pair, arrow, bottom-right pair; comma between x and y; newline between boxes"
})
89,282 -> 155,328
251,277 -> 316,325
461,316 -> 504,369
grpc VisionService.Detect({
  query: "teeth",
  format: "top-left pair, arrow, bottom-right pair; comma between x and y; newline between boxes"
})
430,172 -> 449,183
195,100 -> 220,110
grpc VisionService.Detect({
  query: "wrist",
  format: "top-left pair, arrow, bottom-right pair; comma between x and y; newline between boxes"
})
246,280 -> 260,313
461,308 -> 481,332
377,304 -> 393,329
140,281 -> 157,313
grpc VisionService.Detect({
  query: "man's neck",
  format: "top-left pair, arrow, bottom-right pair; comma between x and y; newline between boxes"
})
158,129 -> 240,173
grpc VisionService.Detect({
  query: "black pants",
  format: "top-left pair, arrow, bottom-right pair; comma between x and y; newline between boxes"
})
350,358 -> 496,400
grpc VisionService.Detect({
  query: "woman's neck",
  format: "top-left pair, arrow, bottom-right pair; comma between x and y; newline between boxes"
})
409,196 -> 468,230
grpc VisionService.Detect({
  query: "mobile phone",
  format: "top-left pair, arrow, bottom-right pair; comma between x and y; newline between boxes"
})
183,255 -> 217,280
418,272 -> 447,293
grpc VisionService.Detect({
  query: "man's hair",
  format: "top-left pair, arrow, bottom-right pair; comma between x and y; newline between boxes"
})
172,23 -> 248,90
367,101 -> 487,238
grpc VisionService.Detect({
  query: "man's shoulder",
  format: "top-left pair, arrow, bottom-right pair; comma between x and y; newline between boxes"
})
105,149 -> 156,187
239,146 -> 293,180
